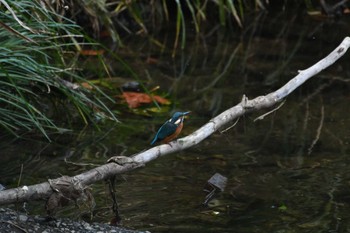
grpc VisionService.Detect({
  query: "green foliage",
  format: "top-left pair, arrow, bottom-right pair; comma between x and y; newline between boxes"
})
46,0 -> 267,49
0,0 -> 117,139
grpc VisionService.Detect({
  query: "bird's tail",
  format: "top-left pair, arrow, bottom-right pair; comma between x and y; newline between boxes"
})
150,137 -> 157,145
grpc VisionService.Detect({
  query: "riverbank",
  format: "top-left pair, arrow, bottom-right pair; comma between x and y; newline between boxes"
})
0,208 -> 148,233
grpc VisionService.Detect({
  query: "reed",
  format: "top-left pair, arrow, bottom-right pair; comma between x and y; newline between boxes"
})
45,0 -> 267,48
0,0 -> 117,139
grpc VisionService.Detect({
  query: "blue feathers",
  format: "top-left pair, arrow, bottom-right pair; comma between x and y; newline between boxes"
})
150,111 -> 190,145
150,121 -> 177,145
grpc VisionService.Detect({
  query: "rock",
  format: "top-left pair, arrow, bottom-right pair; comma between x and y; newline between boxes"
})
0,208 -> 147,233
18,214 -> 28,222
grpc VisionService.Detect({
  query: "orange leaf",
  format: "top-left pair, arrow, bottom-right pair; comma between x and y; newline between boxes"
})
80,82 -> 93,90
80,49 -> 105,56
122,92 -> 151,108
146,57 -> 159,65
120,92 -> 170,108
153,95 -> 170,105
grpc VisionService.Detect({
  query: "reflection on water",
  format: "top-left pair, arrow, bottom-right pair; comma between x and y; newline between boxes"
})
1,8 -> 350,233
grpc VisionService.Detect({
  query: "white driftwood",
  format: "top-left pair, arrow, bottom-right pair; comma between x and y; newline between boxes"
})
0,37 -> 349,206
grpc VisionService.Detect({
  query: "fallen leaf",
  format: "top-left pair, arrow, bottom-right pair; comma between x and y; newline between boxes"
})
80,49 -> 105,56
80,82 -> 94,90
146,57 -> 159,65
120,92 -> 170,108
153,95 -> 170,105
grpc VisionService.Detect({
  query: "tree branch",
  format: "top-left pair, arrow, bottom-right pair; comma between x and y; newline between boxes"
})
1,37 -> 349,207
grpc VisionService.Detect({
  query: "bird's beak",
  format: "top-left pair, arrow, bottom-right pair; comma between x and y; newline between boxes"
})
182,111 -> 190,119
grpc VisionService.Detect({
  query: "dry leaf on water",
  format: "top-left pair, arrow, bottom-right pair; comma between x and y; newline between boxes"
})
120,92 -> 170,108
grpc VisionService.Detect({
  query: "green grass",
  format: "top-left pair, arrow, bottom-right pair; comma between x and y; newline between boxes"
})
0,0 -> 117,139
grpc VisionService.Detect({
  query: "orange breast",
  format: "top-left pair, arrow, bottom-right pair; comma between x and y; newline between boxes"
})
162,122 -> 183,143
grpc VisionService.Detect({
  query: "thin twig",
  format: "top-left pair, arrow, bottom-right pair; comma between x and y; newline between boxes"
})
0,220 -> 28,233
0,21 -> 36,43
253,100 -> 285,122
220,117 -> 240,133
17,164 -> 24,187
64,158 -> 100,167
308,104 -> 325,155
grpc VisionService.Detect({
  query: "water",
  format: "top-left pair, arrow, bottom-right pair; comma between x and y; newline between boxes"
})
1,8 -> 350,233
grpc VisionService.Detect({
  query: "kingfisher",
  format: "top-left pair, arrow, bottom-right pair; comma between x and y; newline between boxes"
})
150,111 -> 190,145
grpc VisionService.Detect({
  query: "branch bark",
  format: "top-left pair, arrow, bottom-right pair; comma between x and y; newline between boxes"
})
1,37 -> 350,206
